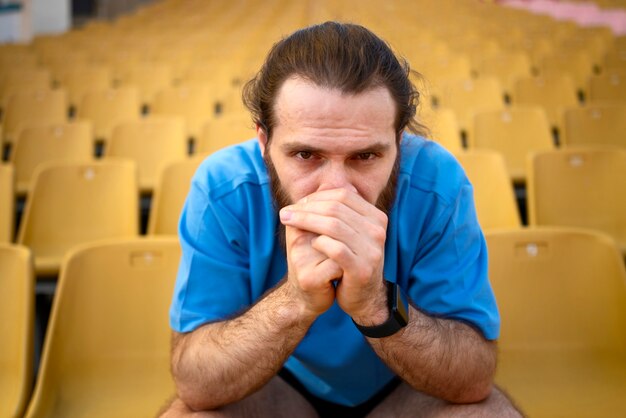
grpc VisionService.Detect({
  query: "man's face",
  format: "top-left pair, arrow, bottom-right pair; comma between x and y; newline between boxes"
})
258,77 -> 399,213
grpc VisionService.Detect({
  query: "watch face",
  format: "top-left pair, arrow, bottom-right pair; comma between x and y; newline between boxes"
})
391,281 -> 409,326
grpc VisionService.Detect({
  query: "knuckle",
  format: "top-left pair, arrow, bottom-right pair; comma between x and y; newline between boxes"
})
326,217 -> 342,232
291,234 -> 309,247
327,243 -> 348,260
371,225 -> 387,244
377,211 -> 389,227
323,201 -> 342,217
336,188 -> 350,201
371,247 -> 384,264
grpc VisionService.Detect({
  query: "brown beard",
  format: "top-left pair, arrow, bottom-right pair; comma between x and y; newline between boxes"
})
263,146 -> 400,252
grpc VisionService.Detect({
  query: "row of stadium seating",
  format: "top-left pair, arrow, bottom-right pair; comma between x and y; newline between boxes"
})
1,0 -> 626,416
2,145 -> 625,277
4,226 -> 626,418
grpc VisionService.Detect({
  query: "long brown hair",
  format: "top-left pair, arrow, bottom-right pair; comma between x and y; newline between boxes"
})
242,21 -> 427,141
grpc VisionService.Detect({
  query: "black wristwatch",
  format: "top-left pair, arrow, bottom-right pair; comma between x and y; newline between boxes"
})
353,280 -> 409,338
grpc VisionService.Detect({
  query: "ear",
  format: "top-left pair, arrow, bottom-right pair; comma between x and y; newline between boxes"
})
257,123 -> 268,156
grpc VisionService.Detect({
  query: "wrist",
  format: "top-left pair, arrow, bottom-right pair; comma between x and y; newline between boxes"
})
349,279 -> 389,326
277,280 -> 320,326
353,280 -> 410,338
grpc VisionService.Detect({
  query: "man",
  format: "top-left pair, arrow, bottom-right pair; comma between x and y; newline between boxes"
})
162,22 -> 522,417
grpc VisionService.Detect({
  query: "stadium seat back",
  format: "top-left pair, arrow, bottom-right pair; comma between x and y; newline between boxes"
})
17,160 -> 139,276
11,121 -> 94,195
106,117 -> 187,193
455,150 -> 521,229
0,244 -> 34,418
24,237 -> 179,418
148,156 -> 204,235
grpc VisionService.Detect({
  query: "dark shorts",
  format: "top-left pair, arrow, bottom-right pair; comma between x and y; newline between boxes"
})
278,368 -> 402,418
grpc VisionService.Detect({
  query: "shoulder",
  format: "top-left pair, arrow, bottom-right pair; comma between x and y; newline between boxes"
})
192,139 -> 269,200
398,134 -> 468,207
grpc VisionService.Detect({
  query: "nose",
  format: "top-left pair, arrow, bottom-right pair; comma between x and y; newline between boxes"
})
317,162 -> 358,193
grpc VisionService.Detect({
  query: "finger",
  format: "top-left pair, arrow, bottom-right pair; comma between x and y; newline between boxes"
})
312,234 -> 384,287
297,188 -> 386,222
281,208 -> 360,247
315,257 -> 343,282
311,234 -> 357,268
285,226 -> 326,263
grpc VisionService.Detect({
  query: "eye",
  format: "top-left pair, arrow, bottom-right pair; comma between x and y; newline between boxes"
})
295,151 -> 313,160
355,152 -> 376,161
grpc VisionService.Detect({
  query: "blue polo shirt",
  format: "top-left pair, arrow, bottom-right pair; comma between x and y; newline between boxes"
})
170,135 -> 499,406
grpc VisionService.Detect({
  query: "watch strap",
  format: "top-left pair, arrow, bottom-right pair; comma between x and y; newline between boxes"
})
353,280 -> 409,338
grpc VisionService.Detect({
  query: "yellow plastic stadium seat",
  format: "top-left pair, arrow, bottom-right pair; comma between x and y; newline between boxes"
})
488,227 -> 626,418
562,27 -> 614,68
57,67 -> 113,109
11,121 -> 94,195
0,47 -> 39,71
437,77 -> 505,135
588,73 -> 626,103
24,237 -> 179,418
117,64 -> 173,108
415,55 -> 473,100
419,106 -> 463,154
562,103 -> 626,148
17,160 -> 139,276
182,65 -> 229,88
0,244 -> 34,418
557,37 -> 608,70
475,51 -> 532,96
41,52 -> 92,84
105,117 -> 188,193
148,156 -> 204,235
76,87 -> 141,143
0,164 -> 14,243
604,49 -> 626,73
2,89 -> 68,145
454,150 -> 521,229
512,74 -> 579,131
151,85 -> 217,140
527,148 -> 626,254
471,107 -> 554,183
540,51 -> 595,94
195,114 -> 256,155
0,69 -> 52,110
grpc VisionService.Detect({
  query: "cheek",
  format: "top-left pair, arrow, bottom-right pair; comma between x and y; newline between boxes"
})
354,180 -> 384,204
355,162 -> 397,204
283,176 -> 319,202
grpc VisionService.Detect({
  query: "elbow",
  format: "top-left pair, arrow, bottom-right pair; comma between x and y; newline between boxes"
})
172,365 -> 221,412
170,331 -> 221,411
447,356 -> 497,404
451,381 -> 494,404
176,384 -> 216,412
171,362 -> 213,411
451,340 -> 498,404
447,360 -> 496,404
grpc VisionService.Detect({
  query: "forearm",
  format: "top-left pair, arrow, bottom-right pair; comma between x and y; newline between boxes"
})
171,281 -> 316,411
366,305 -> 497,404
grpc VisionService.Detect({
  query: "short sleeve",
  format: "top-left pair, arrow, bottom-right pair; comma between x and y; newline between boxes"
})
407,182 -> 500,340
392,137 -> 500,341
170,166 -> 253,332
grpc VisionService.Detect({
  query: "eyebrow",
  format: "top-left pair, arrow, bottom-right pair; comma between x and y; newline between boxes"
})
280,141 -> 392,155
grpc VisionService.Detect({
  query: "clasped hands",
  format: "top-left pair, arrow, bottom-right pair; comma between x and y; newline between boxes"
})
280,188 -> 389,325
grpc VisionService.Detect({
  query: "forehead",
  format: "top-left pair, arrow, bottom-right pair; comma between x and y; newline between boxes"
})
272,77 -> 396,141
